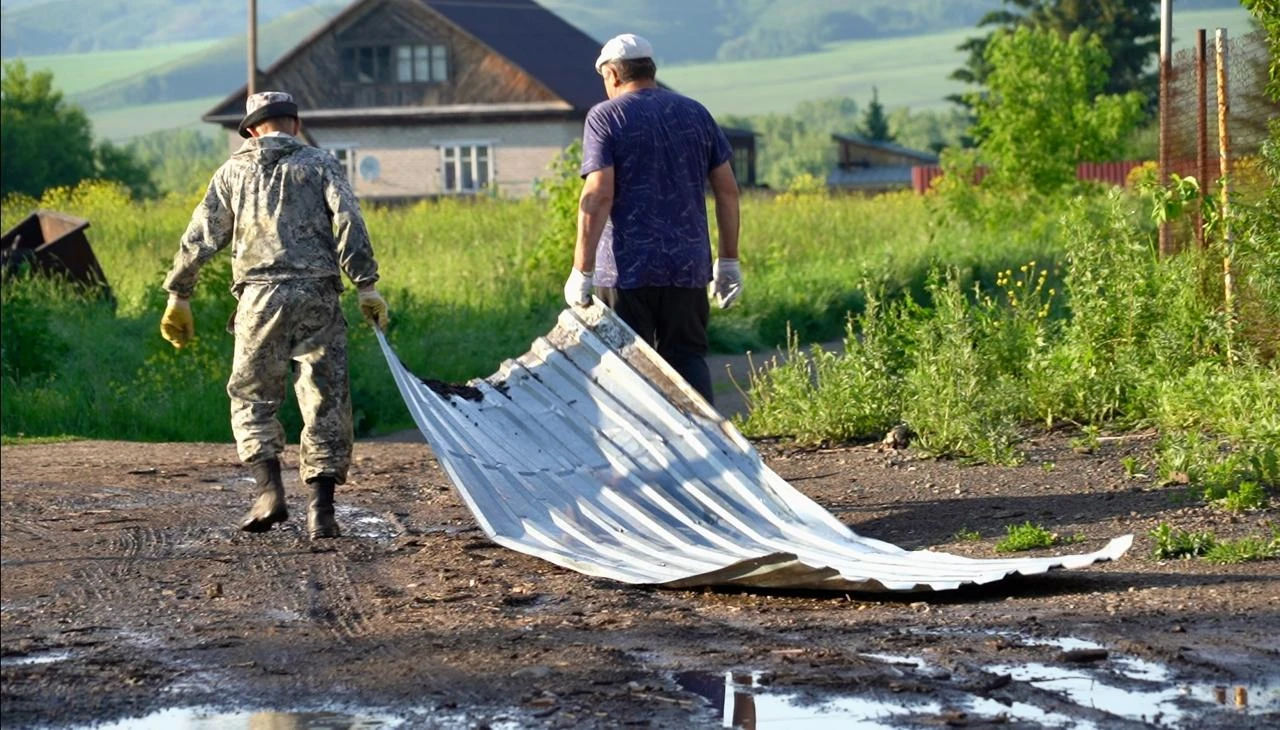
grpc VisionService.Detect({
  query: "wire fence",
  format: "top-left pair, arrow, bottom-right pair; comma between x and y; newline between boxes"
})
1163,29 -> 1277,250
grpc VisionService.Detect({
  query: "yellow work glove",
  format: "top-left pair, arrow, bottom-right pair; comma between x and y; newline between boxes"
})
160,294 -> 195,348
358,286 -> 389,330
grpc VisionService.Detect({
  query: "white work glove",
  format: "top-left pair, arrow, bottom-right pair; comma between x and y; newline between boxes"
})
358,286 -> 389,330
710,258 -> 742,309
564,268 -> 593,308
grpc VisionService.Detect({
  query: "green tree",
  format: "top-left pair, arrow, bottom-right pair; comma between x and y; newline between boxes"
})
858,87 -> 895,143
971,27 -> 1145,193
128,129 -> 224,196
1,60 -> 154,199
951,0 -> 1159,110
1,61 -> 95,198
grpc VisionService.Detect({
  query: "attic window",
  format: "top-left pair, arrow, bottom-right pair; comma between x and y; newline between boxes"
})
341,46 -> 393,83
395,44 -> 449,83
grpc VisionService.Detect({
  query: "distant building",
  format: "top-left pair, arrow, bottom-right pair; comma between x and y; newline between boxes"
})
721,127 -> 758,189
203,0 -> 756,201
826,133 -> 938,194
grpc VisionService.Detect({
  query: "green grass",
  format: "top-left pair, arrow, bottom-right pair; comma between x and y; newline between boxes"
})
5,40 -> 220,95
1150,523 -> 1218,559
1151,523 -> 1279,563
0,435 -> 83,445
1204,532 -> 1280,564
995,522 -> 1058,553
0,179 -> 1065,441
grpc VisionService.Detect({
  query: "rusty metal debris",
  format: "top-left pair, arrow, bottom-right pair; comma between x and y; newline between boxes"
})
377,303 -> 1132,592
1,210 -> 113,300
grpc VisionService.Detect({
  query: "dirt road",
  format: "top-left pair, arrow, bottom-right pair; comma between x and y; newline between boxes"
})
2,434 -> 1277,728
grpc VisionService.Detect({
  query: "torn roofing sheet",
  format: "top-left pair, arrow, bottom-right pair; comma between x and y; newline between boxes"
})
376,304 -> 1132,593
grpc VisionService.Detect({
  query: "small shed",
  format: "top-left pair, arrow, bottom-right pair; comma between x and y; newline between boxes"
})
827,134 -> 939,193
721,126 -> 759,188
1,210 -> 113,298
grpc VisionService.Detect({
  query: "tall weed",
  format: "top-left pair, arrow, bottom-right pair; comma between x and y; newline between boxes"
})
902,271 -> 1023,464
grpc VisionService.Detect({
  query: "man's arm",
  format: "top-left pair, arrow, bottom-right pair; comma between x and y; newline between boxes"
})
573,166 -> 615,274
708,161 -> 739,259
323,157 -> 379,290
162,172 -> 235,297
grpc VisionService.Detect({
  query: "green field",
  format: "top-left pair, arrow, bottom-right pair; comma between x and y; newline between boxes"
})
662,7 -> 1256,116
662,28 -> 973,115
89,95 -> 225,142
5,40 -> 220,96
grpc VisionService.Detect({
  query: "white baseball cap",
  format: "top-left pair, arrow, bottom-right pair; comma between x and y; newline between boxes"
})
594,33 -> 655,73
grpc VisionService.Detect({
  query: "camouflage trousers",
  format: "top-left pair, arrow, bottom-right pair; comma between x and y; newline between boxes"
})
228,279 -> 352,484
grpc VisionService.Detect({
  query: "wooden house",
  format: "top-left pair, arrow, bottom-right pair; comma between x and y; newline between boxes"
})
203,0 -> 757,201
826,133 -> 938,193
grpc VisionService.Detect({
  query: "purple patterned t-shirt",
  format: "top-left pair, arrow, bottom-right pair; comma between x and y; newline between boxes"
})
580,87 -> 733,289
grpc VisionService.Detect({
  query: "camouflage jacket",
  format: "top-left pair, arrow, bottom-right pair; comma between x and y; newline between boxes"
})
163,135 -> 379,297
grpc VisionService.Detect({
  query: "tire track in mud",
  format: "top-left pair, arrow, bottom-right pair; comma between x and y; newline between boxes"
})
300,554 -> 375,643
238,542 -> 377,645
67,497 -> 231,611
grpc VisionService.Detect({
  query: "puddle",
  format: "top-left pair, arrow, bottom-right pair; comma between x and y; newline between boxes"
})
71,706 -> 525,729
676,670 -> 1087,729
0,649 -> 74,668
334,506 -> 399,540
986,661 -> 1279,725
677,635 -> 1280,729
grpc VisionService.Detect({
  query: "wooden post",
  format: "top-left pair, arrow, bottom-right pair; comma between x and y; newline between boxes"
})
1196,29 -> 1208,250
247,0 -> 259,96
1216,28 -> 1234,317
1158,0 -> 1174,257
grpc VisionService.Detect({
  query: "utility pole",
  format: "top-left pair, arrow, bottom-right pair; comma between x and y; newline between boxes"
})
248,0 -> 258,95
1157,0 -> 1173,257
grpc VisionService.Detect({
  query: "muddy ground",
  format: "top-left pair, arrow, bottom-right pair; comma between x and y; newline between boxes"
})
2,431 -> 1278,729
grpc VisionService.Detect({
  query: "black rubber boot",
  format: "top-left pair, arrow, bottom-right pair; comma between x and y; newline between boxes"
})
307,477 -> 340,540
239,458 -> 288,532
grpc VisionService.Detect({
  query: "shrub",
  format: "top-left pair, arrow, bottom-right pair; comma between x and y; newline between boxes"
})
995,522 -> 1057,553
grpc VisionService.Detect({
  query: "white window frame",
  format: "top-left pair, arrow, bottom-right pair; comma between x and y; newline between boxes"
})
324,144 -> 359,183
438,142 -> 494,194
395,43 -> 448,83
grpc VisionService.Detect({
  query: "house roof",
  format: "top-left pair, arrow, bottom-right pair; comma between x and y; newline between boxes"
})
831,133 -> 938,163
422,0 -> 604,112
205,0 -> 606,124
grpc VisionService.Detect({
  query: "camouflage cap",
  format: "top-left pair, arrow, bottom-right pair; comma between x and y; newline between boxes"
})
238,91 -> 299,138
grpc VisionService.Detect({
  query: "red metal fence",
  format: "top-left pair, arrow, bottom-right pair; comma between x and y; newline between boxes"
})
911,160 -> 1149,194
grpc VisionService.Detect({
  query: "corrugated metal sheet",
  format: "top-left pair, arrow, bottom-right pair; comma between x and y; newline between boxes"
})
376,304 -> 1132,592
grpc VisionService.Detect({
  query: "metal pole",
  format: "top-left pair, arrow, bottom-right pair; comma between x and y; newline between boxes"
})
1216,28 -> 1234,318
248,0 -> 258,96
1158,0 -> 1173,257
1195,28 -> 1208,250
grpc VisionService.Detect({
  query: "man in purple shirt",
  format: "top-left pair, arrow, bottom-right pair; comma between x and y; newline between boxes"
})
564,33 -> 742,406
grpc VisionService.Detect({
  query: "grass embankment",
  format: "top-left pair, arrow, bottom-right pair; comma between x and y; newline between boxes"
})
1,181 -> 1063,442
740,178 -> 1278,511
2,172 -> 1275,517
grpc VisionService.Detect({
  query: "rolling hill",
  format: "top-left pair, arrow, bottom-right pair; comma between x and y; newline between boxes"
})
0,0 -> 328,56
3,0 -> 1257,141
72,5 -> 344,112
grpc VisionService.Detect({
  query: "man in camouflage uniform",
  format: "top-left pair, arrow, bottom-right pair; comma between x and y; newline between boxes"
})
159,91 -> 389,540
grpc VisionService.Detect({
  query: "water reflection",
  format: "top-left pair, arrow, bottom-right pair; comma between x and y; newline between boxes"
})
677,639 -> 1280,729
82,709 -> 398,730
74,707 -> 524,730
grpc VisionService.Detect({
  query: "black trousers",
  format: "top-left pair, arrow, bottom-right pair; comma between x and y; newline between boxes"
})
595,285 -> 714,405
